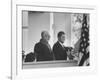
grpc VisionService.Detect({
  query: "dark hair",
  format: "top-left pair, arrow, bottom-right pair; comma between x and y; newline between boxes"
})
57,31 -> 65,38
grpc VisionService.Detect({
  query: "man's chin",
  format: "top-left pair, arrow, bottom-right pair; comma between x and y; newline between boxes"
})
61,42 -> 64,44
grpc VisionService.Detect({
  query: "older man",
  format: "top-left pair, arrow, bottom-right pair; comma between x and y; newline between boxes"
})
34,31 -> 54,61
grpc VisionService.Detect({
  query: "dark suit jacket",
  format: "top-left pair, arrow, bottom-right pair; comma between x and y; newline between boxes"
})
24,52 -> 35,62
53,41 -> 67,60
34,39 -> 54,61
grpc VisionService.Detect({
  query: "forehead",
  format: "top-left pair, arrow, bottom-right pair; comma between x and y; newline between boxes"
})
61,34 -> 65,37
43,31 -> 49,36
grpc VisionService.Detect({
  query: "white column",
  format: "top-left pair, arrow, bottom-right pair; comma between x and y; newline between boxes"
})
22,11 -> 28,55
22,11 -> 28,27
49,12 -> 54,48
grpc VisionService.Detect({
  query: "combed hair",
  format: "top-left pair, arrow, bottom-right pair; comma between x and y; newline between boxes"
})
57,31 -> 65,38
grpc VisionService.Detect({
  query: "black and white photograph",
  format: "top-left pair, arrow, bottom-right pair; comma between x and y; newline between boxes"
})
10,2 -> 97,80
1,0 -> 100,80
22,11 -> 90,69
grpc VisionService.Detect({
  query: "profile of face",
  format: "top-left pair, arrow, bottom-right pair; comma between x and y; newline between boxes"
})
42,31 -> 50,41
58,34 -> 65,43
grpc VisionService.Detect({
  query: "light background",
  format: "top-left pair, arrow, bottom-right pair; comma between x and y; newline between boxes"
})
22,11 -> 71,54
0,0 -> 99,80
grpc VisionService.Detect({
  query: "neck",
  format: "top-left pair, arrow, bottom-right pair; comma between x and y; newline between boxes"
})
58,41 -> 63,44
40,39 -> 48,44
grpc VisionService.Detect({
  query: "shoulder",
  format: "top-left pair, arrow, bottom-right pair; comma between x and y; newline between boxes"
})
35,42 -> 46,49
34,42 -> 41,48
53,41 -> 59,48
34,42 -> 43,52
35,42 -> 42,46
54,41 -> 60,46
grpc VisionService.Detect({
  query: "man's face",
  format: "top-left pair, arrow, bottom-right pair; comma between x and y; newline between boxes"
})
43,32 -> 50,41
59,34 -> 65,43
45,33 -> 50,41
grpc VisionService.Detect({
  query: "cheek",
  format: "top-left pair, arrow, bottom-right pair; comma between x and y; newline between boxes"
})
47,36 -> 50,40
48,37 -> 50,40
63,38 -> 65,41
61,37 -> 65,41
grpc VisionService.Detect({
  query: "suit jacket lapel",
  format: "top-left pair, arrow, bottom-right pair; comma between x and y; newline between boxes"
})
57,41 -> 65,50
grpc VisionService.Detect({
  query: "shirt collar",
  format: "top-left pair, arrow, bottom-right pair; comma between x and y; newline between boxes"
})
58,41 -> 64,47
